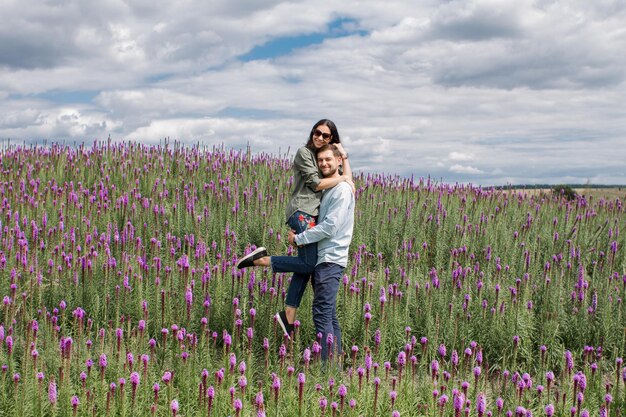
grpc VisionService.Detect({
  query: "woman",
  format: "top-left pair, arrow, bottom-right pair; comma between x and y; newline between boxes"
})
236,119 -> 352,339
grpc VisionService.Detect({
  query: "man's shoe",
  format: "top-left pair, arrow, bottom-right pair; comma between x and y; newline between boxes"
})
275,311 -> 294,340
236,247 -> 267,269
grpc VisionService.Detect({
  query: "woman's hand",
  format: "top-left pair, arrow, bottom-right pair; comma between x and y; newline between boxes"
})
334,143 -> 348,159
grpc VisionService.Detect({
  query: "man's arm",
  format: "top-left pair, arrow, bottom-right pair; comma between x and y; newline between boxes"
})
295,147 -> 349,192
292,185 -> 352,246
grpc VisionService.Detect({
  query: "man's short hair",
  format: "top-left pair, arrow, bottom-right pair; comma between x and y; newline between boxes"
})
316,144 -> 342,158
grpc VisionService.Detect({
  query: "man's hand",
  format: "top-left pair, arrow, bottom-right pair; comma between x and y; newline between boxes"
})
288,229 -> 298,247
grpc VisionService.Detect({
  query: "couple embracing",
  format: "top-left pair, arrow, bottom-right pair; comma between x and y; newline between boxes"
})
237,119 -> 355,362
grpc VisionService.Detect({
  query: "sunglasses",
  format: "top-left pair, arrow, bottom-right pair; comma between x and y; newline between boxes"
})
313,129 -> 332,141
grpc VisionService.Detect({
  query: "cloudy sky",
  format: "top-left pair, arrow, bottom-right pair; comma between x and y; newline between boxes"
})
1,0 -> 625,185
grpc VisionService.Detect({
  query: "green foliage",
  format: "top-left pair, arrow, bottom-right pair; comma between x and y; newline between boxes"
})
552,184 -> 578,200
0,142 -> 624,415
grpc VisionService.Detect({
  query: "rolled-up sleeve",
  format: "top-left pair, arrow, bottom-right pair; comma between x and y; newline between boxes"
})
294,148 -> 321,192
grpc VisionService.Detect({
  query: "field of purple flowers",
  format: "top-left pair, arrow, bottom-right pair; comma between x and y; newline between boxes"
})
0,141 -> 624,416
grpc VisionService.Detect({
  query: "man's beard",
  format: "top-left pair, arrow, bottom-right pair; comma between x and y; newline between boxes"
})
322,166 -> 338,177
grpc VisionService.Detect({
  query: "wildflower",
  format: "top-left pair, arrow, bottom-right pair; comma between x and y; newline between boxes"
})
70,395 -> 79,415
375,330 -> 382,348
130,371 -> 140,386
162,371 -> 172,384
297,373 -> 306,409
577,372 -> 587,392
431,360 -> 439,379
239,376 -> 247,394
496,397 -> 504,412
319,396 -> 328,412
153,383 -> 160,402
215,368 -> 225,385
49,380 -> 58,404
337,384 -> 347,410
5,336 -> 13,355
438,343 -> 447,358
461,381 -> 470,395
564,350 -> 573,371
390,390 -> 397,407
207,386 -> 215,412
451,350 -> 459,367
454,392 -> 465,416
229,353 -> 237,373
234,398 -> 243,416
170,399 -> 179,416
476,393 -> 486,417
272,374 -> 281,402
99,353 -> 107,369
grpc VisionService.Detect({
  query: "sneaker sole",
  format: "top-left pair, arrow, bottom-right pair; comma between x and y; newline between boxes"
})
236,247 -> 267,269
275,313 -> 291,340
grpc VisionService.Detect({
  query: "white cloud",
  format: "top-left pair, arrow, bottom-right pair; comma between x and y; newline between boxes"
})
448,151 -> 473,161
1,0 -> 626,185
449,164 -> 484,174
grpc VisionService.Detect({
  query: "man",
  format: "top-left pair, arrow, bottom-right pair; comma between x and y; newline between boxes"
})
288,144 -> 355,362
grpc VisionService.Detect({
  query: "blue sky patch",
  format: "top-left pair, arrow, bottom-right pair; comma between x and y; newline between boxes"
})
239,17 -> 366,61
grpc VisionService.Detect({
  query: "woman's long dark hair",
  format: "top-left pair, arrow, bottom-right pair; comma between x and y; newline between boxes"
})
305,119 -> 341,151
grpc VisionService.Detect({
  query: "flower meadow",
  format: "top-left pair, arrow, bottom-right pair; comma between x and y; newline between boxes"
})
0,141 -> 625,417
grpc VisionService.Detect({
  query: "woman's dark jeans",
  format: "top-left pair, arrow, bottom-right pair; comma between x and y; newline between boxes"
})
271,211 -> 317,308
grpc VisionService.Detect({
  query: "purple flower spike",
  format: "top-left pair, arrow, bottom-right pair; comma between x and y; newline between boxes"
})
48,381 -> 58,404
438,343 -> 447,358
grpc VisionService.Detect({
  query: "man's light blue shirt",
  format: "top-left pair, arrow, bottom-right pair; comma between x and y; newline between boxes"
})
294,181 -> 354,267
